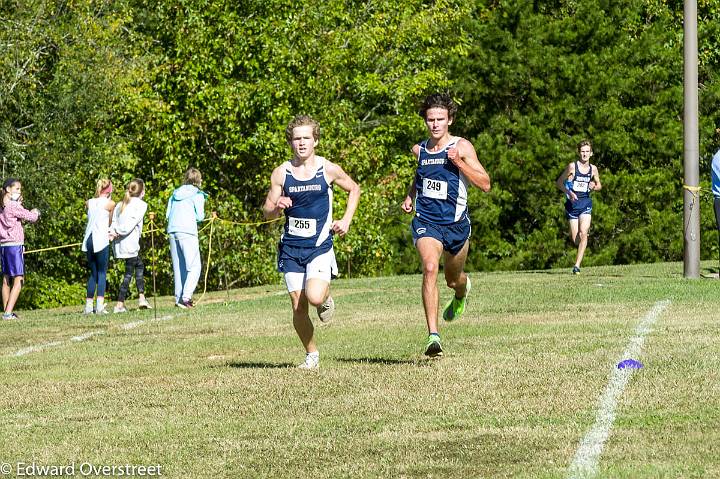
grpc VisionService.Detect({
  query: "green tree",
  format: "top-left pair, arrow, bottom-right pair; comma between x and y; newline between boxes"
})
2,0 -> 720,308
1,0 -> 152,307
125,0 -> 473,285
451,0 -> 720,270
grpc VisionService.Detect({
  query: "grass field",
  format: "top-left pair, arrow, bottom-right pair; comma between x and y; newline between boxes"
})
1,262 -> 719,478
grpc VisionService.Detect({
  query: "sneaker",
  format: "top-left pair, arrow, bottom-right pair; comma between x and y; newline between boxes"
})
95,307 -> 109,315
317,296 -> 335,323
298,353 -> 319,370
424,334 -> 443,358
176,299 -> 194,309
83,306 -> 95,315
443,275 -> 471,322
138,298 -> 152,310
113,305 -> 128,314
3,312 -> 18,320
572,266 -> 581,275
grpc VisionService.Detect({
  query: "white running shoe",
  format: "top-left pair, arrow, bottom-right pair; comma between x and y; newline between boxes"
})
83,306 -> 95,315
138,298 -> 152,309
113,305 -> 127,314
298,353 -> 319,370
95,307 -> 109,315
316,296 -> 335,323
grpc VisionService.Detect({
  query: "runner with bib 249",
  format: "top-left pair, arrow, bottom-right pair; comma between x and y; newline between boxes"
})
401,93 -> 491,358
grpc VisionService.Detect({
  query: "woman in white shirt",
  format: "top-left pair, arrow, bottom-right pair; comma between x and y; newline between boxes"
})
82,179 -> 115,314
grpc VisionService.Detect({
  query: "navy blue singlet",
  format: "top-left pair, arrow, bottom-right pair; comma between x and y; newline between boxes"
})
570,161 -> 593,199
280,157 -> 333,249
414,137 -> 469,225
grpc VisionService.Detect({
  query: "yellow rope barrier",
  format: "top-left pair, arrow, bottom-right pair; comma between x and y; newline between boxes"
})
195,213 -> 217,305
217,217 -> 283,227
144,226 -> 165,236
681,183 -> 717,205
23,214 -> 280,256
24,242 -> 82,255
22,212 -> 281,307
197,220 -> 213,235
23,227 -> 166,255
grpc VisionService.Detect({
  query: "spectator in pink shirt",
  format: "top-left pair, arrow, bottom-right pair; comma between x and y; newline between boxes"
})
0,178 -> 40,320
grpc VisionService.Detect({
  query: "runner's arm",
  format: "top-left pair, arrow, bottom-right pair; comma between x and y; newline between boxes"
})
589,165 -> 602,191
449,139 -> 490,192
263,167 -> 291,219
326,161 -> 360,236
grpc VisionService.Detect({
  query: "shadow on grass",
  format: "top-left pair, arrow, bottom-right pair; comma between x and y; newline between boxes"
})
224,361 -> 295,369
335,357 -> 427,366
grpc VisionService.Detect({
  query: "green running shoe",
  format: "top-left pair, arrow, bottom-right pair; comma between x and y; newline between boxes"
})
424,334 -> 443,357
443,275 -> 471,322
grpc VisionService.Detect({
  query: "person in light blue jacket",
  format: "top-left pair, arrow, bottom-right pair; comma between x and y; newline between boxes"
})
166,167 -> 207,308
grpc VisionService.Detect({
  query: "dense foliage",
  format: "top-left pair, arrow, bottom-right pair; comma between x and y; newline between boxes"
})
1,0 -> 719,308
452,0 -> 720,270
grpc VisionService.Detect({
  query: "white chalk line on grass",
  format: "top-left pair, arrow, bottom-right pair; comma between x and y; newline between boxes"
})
567,299 -> 671,479
71,331 -> 99,342
9,289 -> 287,358
10,314 -> 175,357
13,341 -> 65,357
119,320 -> 148,331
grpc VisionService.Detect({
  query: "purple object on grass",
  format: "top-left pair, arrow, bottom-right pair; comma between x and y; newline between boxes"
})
617,359 -> 643,369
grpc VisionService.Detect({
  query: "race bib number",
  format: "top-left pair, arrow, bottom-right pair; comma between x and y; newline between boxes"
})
288,217 -> 317,237
423,178 -> 448,200
573,180 -> 590,193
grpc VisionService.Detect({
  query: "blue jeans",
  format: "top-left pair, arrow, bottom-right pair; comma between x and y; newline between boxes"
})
85,235 -> 110,298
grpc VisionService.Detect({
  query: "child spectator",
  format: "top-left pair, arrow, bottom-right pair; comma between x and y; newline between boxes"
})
110,179 -> 151,313
0,178 -> 40,320
166,167 -> 206,308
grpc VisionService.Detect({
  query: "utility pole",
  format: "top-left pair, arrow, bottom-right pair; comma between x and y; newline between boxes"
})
683,0 -> 700,278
